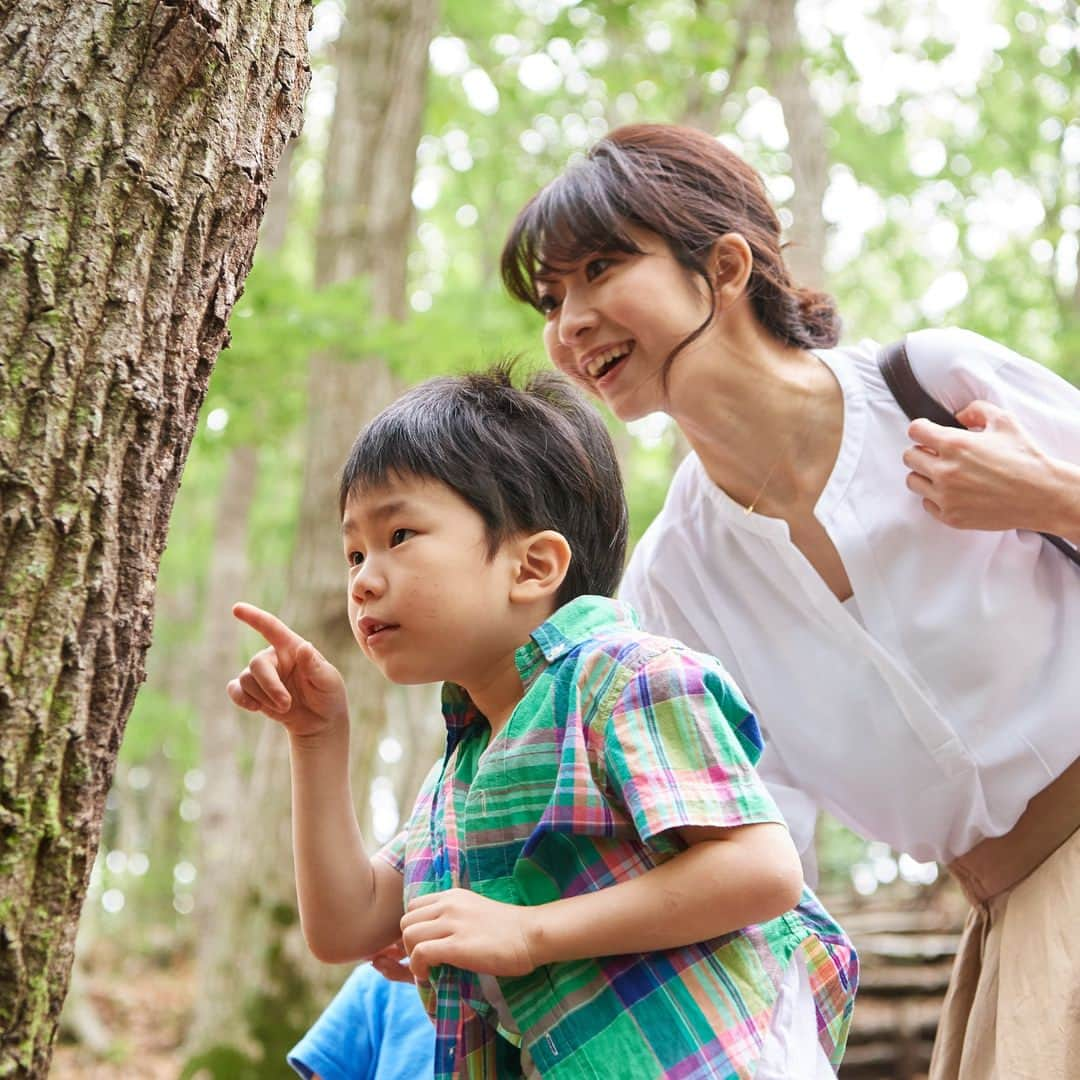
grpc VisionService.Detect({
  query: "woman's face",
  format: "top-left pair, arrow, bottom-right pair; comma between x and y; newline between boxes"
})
537,227 -> 714,422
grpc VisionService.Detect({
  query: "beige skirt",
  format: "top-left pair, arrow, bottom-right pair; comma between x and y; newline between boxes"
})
929,795 -> 1080,1079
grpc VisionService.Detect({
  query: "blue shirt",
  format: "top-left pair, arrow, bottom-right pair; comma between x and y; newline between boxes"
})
287,964 -> 434,1080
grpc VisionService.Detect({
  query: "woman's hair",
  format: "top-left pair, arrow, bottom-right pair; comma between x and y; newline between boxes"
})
339,363 -> 628,607
501,124 -> 840,375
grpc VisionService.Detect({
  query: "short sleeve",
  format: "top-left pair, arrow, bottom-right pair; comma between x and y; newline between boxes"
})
373,758 -> 442,876
907,327 -> 1080,463
602,649 -> 785,847
374,828 -> 409,876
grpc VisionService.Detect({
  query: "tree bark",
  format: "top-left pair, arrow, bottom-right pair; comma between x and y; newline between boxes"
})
0,1 -> 309,1074
761,0 -> 829,288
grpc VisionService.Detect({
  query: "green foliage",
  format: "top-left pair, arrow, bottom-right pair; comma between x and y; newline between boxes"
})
120,689 -> 199,771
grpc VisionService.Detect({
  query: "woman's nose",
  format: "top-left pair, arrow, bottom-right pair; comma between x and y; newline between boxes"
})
558,289 -> 596,346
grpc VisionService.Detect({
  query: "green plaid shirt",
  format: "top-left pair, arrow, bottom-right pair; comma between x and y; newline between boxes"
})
378,596 -> 857,1078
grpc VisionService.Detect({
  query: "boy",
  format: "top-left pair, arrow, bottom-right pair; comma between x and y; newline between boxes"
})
229,366 -> 856,1079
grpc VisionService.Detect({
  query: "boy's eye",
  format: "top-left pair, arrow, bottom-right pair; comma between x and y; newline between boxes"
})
348,550 -> 364,567
390,528 -> 415,546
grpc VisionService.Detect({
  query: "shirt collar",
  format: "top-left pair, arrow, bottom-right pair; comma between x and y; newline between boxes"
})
439,595 -> 639,733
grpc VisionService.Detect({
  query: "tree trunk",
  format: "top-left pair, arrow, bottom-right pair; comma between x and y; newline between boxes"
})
761,0 -> 829,288
315,0 -> 438,307
0,1 -> 309,1074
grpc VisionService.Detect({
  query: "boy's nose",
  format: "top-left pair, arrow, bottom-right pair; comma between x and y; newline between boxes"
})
350,564 -> 386,601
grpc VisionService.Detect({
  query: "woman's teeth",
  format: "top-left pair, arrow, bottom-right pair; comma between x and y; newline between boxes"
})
585,342 -> 633,378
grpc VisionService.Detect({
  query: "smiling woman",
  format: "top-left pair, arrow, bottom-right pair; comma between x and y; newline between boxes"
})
502,122 -> 1080,1080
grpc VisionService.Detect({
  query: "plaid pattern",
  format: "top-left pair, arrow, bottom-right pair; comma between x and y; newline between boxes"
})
377,596 -> 857,1078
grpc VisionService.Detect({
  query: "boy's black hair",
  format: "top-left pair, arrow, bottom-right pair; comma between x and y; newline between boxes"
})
339,364 -> 628,606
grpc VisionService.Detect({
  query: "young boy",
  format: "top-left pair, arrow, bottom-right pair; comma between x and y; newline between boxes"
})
228,366 -> 857,1079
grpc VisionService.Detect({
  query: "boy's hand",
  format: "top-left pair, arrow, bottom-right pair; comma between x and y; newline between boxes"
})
227,602 -> 348,740
401,889 -> 539,982
366,940 -> 416,985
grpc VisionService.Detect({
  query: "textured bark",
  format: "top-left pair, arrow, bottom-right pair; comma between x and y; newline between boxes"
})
0,1 -> 310,1074
762,0 -> 829,288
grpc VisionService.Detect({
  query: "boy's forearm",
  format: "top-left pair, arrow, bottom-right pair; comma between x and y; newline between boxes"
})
288,726 -> 398,963
525,824 -> 802,967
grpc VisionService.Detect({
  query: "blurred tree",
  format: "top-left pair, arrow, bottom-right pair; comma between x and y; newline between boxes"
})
181,0 -> 441,1073
761,0 -> 829,287
0,0 -> 309,1072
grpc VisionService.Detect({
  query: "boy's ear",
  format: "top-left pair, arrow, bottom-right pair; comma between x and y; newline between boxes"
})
509,530 -> 572,605
709,233 -> 753,303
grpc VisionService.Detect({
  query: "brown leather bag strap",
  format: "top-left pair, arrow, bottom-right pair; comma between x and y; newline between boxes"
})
878,337 -> 1080,568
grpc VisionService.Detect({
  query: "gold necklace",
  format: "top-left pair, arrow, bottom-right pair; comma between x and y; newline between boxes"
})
742,384 -> 814,516
743,453 -> 787,515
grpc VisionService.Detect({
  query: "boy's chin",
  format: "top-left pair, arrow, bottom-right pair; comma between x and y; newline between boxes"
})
370,659 -> 444,687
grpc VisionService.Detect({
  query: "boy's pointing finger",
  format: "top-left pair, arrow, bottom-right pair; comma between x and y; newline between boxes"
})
232,602 -> 302,652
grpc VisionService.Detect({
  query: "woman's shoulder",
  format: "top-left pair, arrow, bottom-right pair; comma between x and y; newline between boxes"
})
645,448 -> 725,532
826,327 -> 1064,415
903,327 -> 1079,415
904,327 -> 1019,408
624,453 -> 704,568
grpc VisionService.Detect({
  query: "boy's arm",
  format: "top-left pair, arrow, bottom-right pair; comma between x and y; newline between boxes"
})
401,822 -> 801,980
229,603 -> 403,963
288,724 -> 405,963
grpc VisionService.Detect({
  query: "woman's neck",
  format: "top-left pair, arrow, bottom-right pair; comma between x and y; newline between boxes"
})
666,318 -> 843,516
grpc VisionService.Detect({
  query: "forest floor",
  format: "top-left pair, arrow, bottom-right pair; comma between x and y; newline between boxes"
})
51,948 -> 193,1079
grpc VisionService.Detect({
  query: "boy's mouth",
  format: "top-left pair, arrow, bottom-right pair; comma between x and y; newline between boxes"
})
359,616 -> 399,643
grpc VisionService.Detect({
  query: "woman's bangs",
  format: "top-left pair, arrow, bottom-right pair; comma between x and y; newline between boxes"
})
502,167 -> 642,308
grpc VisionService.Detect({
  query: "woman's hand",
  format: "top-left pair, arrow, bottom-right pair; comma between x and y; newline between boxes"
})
400,890 -> 539,982
227,602 -> 349,741
903,400 -> 1076,535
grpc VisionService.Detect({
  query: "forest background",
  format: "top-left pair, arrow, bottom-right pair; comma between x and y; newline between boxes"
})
52,0 -> 1078,1075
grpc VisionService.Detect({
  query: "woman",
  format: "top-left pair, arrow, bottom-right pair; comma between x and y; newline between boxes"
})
501,123 -> 1080,1079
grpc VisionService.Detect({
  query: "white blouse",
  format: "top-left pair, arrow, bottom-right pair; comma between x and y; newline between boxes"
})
619,328 -> 1080,874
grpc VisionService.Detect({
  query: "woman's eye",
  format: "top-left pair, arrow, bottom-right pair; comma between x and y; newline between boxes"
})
390,528 -> 415,546
585,257 -> 612,281
348,550 -> 364,567
537,293 -> 559,315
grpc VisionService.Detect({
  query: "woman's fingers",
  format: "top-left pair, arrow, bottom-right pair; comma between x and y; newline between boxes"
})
902,444 -> 939,478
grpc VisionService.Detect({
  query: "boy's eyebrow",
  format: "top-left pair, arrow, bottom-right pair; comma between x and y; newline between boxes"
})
341,497 -> 410,535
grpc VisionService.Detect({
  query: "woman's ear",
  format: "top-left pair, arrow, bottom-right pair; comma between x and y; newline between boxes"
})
509,530 -> 572,606
710,233 -> 753,303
